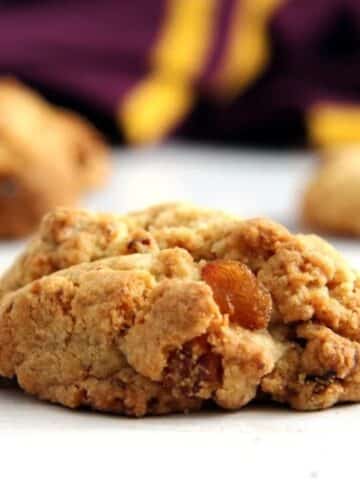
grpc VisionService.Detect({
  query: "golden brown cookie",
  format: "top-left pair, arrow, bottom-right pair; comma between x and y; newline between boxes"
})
0,78 -> 109,237
0,248 -> 282,415
0,202 -> 236,296
55,108 -> 109,190
302,146 -> 360,235
1,203 -> 360,415
0,141 -> 79,237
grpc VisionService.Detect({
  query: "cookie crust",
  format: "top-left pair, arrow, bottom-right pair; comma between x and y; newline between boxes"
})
1,203 -> 360,415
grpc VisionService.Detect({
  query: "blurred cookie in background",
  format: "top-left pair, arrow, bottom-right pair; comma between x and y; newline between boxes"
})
0,140 -> 79,238
55,108 -> 110,190
302,145 -> 360,236
0,78 -> 110,238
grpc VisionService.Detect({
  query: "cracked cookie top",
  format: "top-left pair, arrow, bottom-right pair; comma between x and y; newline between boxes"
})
1,203 -> 360,415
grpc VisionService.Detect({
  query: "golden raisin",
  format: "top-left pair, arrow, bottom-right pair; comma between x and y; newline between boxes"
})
202,260 -> 271,330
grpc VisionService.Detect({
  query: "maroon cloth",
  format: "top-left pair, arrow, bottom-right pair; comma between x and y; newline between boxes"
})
0,0 -> 360,145
182,0 -> 360,146
0,0 -> 165,118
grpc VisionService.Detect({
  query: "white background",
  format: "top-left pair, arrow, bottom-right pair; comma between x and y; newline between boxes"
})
1,145 -> 359,478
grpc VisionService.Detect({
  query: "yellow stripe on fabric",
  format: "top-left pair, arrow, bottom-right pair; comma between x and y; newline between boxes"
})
214,0 -> 283,98
119,0 -> 218,145
308,104 -> 360,146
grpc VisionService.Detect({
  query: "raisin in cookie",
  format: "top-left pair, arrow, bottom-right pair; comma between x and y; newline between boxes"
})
0,248 -> 283,415
1,204 -> 360,415
0,78 -> 109,237
303,145 -> 360,236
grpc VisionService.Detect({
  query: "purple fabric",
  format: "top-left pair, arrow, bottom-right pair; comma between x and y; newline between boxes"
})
0,0 -> 165,114
0,0 -> 360,145
181,0 -> 360,145
201,0 -> 237,86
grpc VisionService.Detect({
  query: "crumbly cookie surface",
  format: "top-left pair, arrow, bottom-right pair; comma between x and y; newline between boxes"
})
1,203 -> 360,415
303,146 -> 360,235
0,249 -> 283,415
0,203 -> 236,296
0,78 -> 109,237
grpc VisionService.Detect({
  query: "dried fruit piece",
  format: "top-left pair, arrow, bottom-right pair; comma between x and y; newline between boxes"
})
163,336 -> 222,398
202,260 -> 271,330
126,230 -> 157,254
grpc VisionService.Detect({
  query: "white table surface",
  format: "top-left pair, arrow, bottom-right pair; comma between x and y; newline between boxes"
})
1,144 -> 359,479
